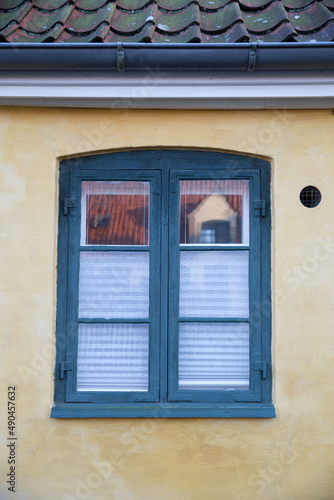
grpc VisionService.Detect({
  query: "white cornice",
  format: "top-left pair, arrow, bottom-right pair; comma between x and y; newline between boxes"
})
1,71 -> 334,109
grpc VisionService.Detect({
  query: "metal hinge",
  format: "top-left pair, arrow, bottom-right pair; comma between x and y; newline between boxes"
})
254,360 -> 267,379
64,198 -> 75,215
254,200 -> 266,217
59,361 -> 72,379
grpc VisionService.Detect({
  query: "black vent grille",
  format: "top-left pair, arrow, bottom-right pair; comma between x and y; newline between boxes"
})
300,186 -> 321,208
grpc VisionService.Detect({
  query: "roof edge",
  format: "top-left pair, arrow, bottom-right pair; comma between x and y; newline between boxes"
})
1,42 -> 334,72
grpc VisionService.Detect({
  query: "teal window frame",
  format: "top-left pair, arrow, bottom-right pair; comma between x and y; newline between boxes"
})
51,150 -> 275,418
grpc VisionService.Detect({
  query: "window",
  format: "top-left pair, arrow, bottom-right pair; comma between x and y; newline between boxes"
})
52,150 -> 274,418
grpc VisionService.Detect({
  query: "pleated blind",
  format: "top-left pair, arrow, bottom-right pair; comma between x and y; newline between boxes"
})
78,252 -> 149,319
179,251 -> 249,318
77,324 -> 149,391
179,323 -> 249,390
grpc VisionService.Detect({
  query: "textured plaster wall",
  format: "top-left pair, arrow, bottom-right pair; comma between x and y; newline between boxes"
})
0,107 -> 333,500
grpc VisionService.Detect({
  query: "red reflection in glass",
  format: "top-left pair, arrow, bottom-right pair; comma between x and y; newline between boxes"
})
82,181 -> 149,245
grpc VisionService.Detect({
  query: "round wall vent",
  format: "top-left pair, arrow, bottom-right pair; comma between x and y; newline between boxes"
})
300,186 -> 321,208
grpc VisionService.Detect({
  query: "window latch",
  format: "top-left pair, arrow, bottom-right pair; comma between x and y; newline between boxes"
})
254,360 -> 267,379
59,361 -> 72,379
254,200 -> 266,217
64,198 -> 75,215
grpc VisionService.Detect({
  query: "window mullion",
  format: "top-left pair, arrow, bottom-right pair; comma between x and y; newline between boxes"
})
159,167 -> 169,404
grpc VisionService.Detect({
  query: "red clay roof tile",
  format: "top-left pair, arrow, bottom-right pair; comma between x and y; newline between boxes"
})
7,24 -> 64,42
296,19 -> 334,40
154,24 -> 201,42
33,0 -> 69,9
104,22 -> 154,41
251,21 -> 297,41
75,0 -> 111,10
158,0 -> 194,10
202,22 -> 249,41
157,4 -> 200,34
1,0 -> 334,43
239,0 -> 273,9
20,4 -> 74,33
287,2 -> 333,32
117,0 -> 152,9
1,0 -> 30,8
243,2 -> 288,34
111,4 -> 157,34
201,3 -> 243,33
199,0 -> 232,9
282,0 -> 315,8
0,1 -> 32,31
66,3 -> 115,33
59,22 -> 110,42
323,0 -> 334,8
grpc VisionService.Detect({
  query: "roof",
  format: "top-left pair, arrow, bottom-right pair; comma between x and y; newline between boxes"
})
1,0 -> 334,44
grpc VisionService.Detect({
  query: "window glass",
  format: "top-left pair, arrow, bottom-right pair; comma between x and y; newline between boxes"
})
180,180 -> 249,244
179,323 -> 249,391
77,323 -> 149,392
79,251 -> 149,319
81,181 -> 150,246
179,250 -> 249,318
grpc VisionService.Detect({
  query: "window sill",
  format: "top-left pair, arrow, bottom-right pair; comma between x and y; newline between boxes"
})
51,403 -> 275,419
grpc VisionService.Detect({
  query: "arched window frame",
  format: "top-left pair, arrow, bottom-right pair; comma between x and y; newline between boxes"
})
52,150 -> 274,418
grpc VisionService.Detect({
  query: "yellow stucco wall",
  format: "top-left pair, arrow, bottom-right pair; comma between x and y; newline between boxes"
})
0,107 -> 333,500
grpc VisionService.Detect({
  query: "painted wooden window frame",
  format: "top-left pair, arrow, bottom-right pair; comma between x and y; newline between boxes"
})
51,150 -> 275,418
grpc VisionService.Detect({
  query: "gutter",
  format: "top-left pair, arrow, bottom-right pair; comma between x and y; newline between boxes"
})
1,42 -> 334,73
1,42 -> 334,109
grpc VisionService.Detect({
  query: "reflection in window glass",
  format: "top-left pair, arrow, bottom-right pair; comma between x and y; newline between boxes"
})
81,181 -> 150,246
180,180 -> 249,244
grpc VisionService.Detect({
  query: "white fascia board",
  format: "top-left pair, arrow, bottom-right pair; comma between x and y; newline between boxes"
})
1,71 -> 334,109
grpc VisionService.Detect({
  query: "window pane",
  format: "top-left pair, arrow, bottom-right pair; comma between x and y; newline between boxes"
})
180,180 -> 249,244
81,181 -> 150,245
79,252 -> 149,319
77,324 -> 149,391
179,251 -> 249,318
179,323 -> 249,391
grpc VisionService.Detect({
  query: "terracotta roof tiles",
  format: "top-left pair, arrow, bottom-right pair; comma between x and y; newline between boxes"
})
1,0 -> 334,43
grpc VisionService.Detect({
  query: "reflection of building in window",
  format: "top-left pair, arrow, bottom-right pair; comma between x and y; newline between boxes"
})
200,227 -> 216,244
187,194 -> 239,244
201,221 -> 231,244
180,179 -> 248,245
81,181 -> 150,246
